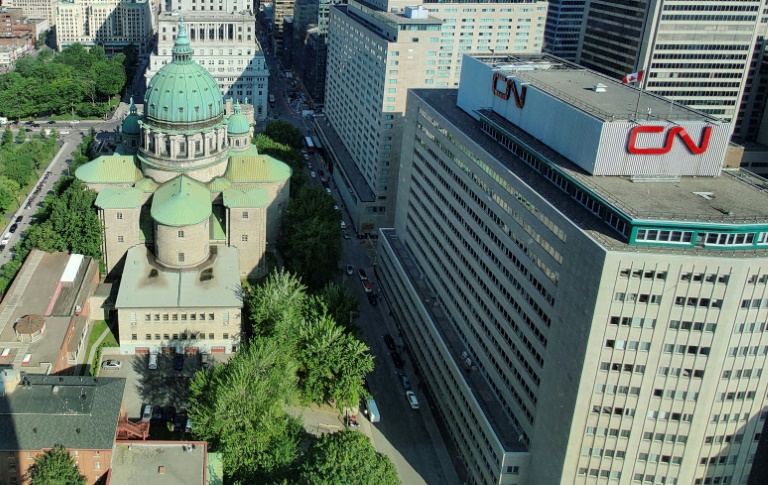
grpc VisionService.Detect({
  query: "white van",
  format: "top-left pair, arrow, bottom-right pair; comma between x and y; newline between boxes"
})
148,353 -> 158,370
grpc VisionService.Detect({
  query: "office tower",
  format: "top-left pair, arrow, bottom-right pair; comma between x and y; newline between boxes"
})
316,0 -> 548,237
290,0 -> 341,104
272,0 -> 296,53
147,12 -> 270,120
378,53 -> 768,484
576,0 -> 767,139
542,0 -> 585,61
56,0 -> 153,54
3,0 -> 58,26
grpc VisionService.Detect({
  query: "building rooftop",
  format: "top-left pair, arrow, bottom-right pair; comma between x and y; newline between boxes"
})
115,245 -> 242,309
158,10 -> 256,21
380,229 -> 527,453
478,54 -> 718,123
413,89 -> 768,256
110,441 -> 208,485
0,371 -> 125,451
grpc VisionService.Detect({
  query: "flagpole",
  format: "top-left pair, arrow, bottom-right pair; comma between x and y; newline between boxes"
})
633,0 -> 661,120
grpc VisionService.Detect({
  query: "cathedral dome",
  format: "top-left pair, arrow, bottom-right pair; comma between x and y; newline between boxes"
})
144,19 -> 223,127
227,101 -> 251,135
122,97 -> 140,135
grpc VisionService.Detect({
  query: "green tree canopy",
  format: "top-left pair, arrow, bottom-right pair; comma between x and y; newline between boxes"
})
27,444 -> 86,485
263,120 -> 304,149
280,186 -> 342,290
298,431 -> 400,485
315,283 -> 359,332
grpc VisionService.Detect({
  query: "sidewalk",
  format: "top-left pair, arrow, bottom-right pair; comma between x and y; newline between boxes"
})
80,323 -> 111,376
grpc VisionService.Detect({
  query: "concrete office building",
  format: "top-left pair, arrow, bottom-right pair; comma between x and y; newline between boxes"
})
316,0 -> 547,236
576,0 -> 767,140
55,0 -> 153,54
3,0 -> 57,26
289,0 -> 341,104
148,12 -> 270,121
542,0 -> 585,61
378,54 -> 768,484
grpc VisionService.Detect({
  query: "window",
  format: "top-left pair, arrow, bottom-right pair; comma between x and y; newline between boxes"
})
118,236 -> 124,243
209,313 -> 214,320
117,212 -> 123,220
131,334 -> 137,340
223,333 -> 229,339
241,234 -> 248,242
179,253 -> 185,263
209,333 -> 214,339
242,211 -> 249,219
178,230 -> 184,238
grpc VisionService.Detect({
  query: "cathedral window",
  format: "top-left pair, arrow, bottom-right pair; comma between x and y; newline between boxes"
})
242,211 -> 248,219
178,230 -> 184,238
179,253 -> 185,263
241,234 -> 248,242
118,236 -> 124,243
117,212 -> 123,220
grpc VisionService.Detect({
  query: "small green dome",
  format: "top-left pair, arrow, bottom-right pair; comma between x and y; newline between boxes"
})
151,175 -> 212,227
227,101 -> 250,135
144,19 -> 223,126
122,97 -> 140,135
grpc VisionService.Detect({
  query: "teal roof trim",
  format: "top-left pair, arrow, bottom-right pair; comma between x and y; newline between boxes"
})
75,154 -> 143,184
96,187 -> 143,209
151,175 -> 212,227
222,187 -> 269,208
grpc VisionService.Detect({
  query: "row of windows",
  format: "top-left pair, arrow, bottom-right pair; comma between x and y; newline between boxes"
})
577,469 -> 622,480
595,384 -> 641,395
662,343 -> 711,355
592,405 -> 636,416
619,268 -> 668,280
722,368 -> 763,379
704,433 -> 756,444
740,298 -> 768,309
585,427 -> 632,438
700,454 -> 753,467
669,320 -> 718,332
642,431 -> 688,443
131,332 -> 229,340
681,272 -> 730,283
717,390 -> 758,401
580,447 -> 627,459
633,474 -> 678,484
600,361 -> 647,373
728,345 -> 768,357
613,293 -> 662,304
711,411 -> 766,423
673,296 -> 723,308
636,229 -> 692,243
747,273 -> 768,284
605,340 -> 653,352
647,410 -> 693,422
652,388 -> 699,401
658,366 -> 705,378
142,312 -> 219,321
609,316 -> 657,328
638,453 -> 683,465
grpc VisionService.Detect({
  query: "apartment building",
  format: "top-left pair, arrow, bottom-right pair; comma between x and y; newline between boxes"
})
147,12 -> 270,120
378,54 -> 768,484
576,0 -> 767,140
316,0 -> 547,237
56,0 -> 153,54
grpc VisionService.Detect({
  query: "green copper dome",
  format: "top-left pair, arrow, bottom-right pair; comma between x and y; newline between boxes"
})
122,97 -> 140,135
151,175 -> 212,227
227,101 -> 250,135
144,19 -> 223,126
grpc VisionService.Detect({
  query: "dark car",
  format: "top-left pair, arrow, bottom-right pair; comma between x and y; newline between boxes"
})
174,413 -> 187,431
391,351 -> 404,369
152,406 -> 164,422
367,294 -> 378,307
174,353 -> 184,371
164,405 -> 176,423
15,216 -> 22,224
399,373 -> 411,390
9,224 -> 17,233
24,120 -> 33,125
383,334 -> 396,352
31,123 -> 40,128
358,268 -> 368,281
0,245 -> 5,253
47,120 -> 56,124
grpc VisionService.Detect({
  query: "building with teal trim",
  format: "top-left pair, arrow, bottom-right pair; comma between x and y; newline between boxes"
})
76,20 -> 291,355
378,54 -> 768,485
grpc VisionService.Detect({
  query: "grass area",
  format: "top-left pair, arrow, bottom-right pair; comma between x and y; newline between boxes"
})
88,320 -> 119,375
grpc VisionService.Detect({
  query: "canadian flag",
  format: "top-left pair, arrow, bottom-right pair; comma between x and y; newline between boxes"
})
622,70 -> 644,84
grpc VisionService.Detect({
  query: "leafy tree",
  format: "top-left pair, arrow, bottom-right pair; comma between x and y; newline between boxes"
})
280,186 -> 342,289
14,128 -> 26,144
2,127 -> 13,146
0,176 -> 20,212
45,178 -> 102,258
245,269 -> 307,341
316,283 -> 359,332
188,340 -> 302,483
298,431 -> 400,485
263,120 -> 303,149
294,312 -> 373,408
27,444 -> 86,485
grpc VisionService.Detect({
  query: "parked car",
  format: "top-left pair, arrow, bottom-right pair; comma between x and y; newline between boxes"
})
148,353 -> 158,370
346,264 -> 354,275
310,171 -> 316,178
391,351 -> 404,369
367,294 -> 378,307
325,187 -> 332,195
70,120 -> 80,124
47,120 -> 56,124
174,413 -> 187,431
383,334 -> 396,352
142,404 -> 153,421
152,406 -> 164,421
399,373 -> 411,390
164,405 -> 176,423
9,224 -> 18,234
174,353 -> 184,371
14,216 -> 22,224
101,360 -> 121,370
60,130 -> 70,135
201,353 -> 211,369
185,418 -> 193,433
0,244 -> 5,252
358,268 -> 368,281
343,231 -> 350,240
405,391 -> 419,410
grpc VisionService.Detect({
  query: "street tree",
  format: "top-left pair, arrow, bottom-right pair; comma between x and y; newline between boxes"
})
315,283 -> 359,332
245,269 -> 307,342
263,120 -> 303,149
298,430 -> 400,485
0,176 -> 20,213
27,444 -> 86,485
280,186 -> 342,289
44,179 -> 103,258
2,127 -> 13,146
188,340 -> 302,483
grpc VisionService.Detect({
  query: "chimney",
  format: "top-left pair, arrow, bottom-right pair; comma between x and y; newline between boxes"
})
1,369 -> 22,395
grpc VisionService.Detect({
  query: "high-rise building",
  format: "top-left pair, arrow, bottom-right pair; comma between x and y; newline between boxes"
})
147,12 -> 270,121
289,0 -> 340,104
576,0 -> 767,139
378,53 -> 768,484
542,0 -> 585,61
55,0 -> 153,54
316,0 -> 548,237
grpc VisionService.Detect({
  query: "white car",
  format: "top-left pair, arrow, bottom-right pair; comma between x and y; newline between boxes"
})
325,187 -> 332,195
142,404 -> 153,421
60,130 -> 70,135
346,264 -> 354,275
1,233 -> 11,245
406,391 -> 420,410
70,120 -> 80,124
310,171 -> 316,178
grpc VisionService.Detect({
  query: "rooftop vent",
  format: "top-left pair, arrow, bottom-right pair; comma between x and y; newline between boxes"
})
593,83 -> 607,93
158,466 -> 166,475
51,385 -> 59,394
693,191 -> 715,200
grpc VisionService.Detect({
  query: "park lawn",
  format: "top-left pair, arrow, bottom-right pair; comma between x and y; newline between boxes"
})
88,320 -> 118,350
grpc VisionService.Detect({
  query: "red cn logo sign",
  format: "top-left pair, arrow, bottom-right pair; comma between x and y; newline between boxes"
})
492,72 -> 526,108
627,125 -> 713,155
